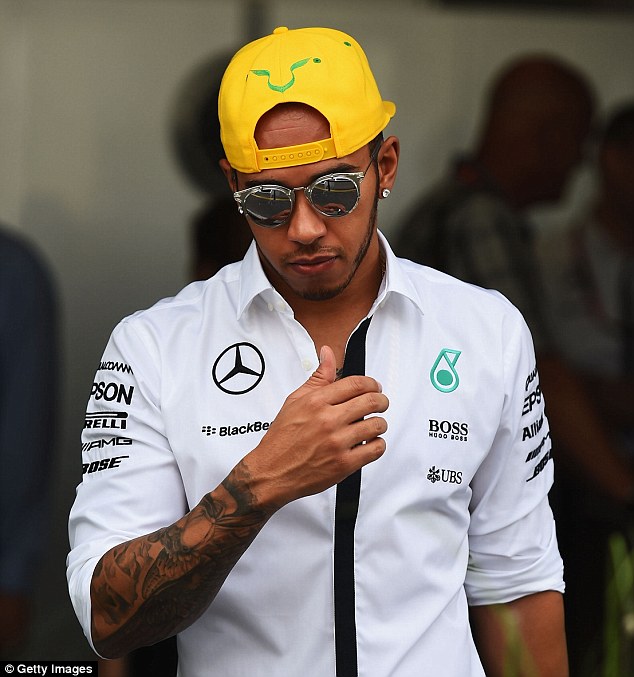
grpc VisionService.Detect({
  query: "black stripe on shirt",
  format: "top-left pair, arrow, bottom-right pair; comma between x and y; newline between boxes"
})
334,316 -> 372,677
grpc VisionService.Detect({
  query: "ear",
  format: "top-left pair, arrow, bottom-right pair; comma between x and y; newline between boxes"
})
378,135 -> 399,194
219,158 -> 236,190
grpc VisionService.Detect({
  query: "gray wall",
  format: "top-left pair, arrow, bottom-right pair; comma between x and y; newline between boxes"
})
1,0 -> 632,660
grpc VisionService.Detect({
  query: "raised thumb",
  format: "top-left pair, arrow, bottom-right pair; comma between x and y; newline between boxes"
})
303,345 -> 337,389
285,346 -> 337,404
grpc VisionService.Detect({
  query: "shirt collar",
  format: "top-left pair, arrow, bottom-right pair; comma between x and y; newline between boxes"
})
236,230 -> 425,320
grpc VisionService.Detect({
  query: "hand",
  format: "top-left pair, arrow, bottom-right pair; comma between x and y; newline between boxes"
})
244,345 -> 389,510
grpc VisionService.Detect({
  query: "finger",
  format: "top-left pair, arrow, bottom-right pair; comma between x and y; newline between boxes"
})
346,415 -> 389,448
335,392 -> 390,425
347,434 -> 388,468
314,374 -> 384,407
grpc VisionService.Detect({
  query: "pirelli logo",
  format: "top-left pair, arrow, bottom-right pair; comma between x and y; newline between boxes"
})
84,412 -> 128,430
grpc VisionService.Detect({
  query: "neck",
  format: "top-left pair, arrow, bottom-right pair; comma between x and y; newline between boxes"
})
264,237 -> 384,369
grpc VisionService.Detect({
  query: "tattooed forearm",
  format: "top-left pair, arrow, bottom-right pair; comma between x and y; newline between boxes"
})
91,461 -> 271,658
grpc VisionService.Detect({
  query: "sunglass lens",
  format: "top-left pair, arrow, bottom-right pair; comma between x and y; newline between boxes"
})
244,187 -> 292,227
311,177 -> 359,216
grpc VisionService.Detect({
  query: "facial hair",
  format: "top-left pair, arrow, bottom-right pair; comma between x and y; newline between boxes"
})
286,189 -> 379,302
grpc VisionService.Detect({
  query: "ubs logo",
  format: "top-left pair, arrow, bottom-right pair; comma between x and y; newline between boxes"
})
212,343 -> 265,395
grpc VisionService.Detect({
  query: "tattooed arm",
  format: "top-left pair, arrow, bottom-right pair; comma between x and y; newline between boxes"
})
89,347 -> 388,658
91,464 -> 270,658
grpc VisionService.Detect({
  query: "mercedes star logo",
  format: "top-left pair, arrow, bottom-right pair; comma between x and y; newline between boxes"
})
212,342 -> 265,395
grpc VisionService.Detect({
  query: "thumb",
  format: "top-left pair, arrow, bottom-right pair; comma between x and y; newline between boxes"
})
288,345 -> 337,402
314,345 -> 337,386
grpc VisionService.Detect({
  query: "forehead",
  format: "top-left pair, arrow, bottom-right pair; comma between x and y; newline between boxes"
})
254,103 -> 331,151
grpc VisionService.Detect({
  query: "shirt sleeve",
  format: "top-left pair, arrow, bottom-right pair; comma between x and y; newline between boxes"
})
465,306 -> 564,606
66,316 -> 188,652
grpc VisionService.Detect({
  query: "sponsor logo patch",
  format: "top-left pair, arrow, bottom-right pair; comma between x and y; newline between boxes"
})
84,412 -> 128,430
430,348 -> 461,393
427,465 -> 463,484
212,343 -> 265,395
202,420 -> 271,437
428,419 -> 469,442
82,455 -> 129,474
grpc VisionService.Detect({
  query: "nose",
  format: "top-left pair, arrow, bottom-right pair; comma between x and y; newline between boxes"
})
285,191 -> 328,245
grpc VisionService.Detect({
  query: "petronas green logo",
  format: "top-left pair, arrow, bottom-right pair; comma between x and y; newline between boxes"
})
430,348 -> 461,393
251,57 -> 319,93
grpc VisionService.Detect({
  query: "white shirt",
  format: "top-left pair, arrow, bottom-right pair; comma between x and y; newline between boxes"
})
67,233 -> 563,676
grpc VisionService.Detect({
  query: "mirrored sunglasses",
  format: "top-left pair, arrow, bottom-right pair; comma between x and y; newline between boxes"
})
233,140 -> 381,228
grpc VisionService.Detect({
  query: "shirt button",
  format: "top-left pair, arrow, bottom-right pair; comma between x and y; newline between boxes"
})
301,359 -> 313,371
267,303 -> 274,312
276,301 -> 286,312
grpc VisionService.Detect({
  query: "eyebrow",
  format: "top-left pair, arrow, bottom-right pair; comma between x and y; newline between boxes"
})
243,162 -> 359,189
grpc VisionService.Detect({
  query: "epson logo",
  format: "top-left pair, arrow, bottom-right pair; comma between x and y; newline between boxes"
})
522,386 -> 542,415
429,419 -> 469,441
91,381 -> 134,405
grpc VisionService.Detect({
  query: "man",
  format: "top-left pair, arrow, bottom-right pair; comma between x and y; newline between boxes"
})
539,103 -> 634,671
68,28 -> 567,676
0,226 -> 57,657
394,55 -> 634,513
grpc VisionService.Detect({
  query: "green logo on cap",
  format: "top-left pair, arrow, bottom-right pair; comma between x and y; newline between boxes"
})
251,57 -> 317,93
430,348 -> 461,393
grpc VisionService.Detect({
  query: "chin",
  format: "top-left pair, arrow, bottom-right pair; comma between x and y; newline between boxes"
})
296,284 -> 347,302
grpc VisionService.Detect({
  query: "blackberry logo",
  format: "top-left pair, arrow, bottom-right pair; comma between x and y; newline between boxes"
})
428,419 -> 469,442
201,420 -> 270,437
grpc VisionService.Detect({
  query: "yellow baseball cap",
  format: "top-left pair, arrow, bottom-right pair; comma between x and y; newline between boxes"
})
219,26 -> 396,173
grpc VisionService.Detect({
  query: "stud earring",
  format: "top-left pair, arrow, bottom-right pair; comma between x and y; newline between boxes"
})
381,188 -> 391,199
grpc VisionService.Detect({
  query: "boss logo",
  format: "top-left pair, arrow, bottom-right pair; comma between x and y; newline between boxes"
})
428,419 -> 469,441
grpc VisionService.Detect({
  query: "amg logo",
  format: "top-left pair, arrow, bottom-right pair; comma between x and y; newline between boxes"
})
99,361 -> 133,374
525,431 -> 551,462
84,411 -> 128,430
522,414 -> 544,441
428,419 -> 469,442
83,455 -> 129,474
91,381 -> 134,405
82,437 -> 132,453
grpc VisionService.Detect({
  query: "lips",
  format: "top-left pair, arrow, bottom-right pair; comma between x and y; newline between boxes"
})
288,255 -> 338,275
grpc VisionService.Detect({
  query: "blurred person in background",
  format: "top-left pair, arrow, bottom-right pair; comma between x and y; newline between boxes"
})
189,197 -> 252,282
538,102 -> 634,673
0,226 -> 57,658
393,54 -> 634,673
